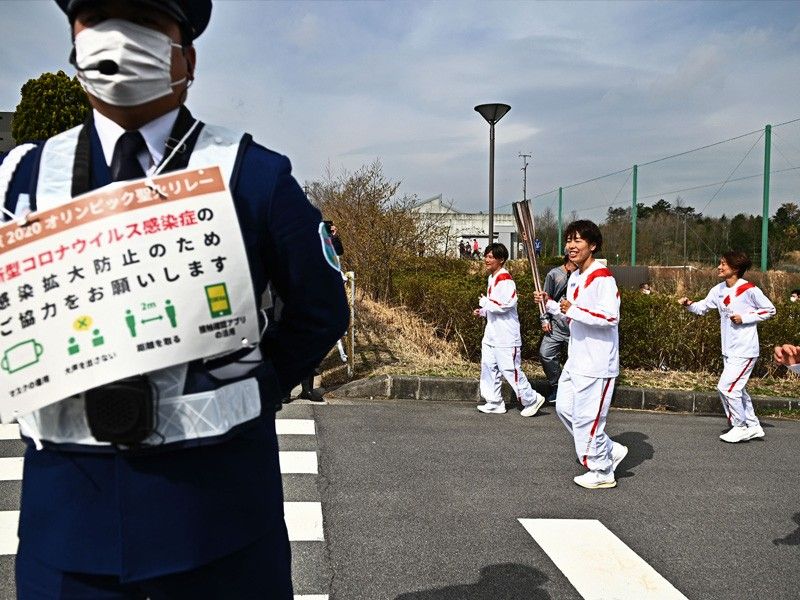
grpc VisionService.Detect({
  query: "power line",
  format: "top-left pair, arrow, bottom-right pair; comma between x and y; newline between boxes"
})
772,141 -> 796,171
561,167 -> 632,191
574,165 -> 800,221
533,188 -> 559,199
774,116 -> 800,128
637,166 -> 800,201
611,169 -> 633,205
696,132 -> 763,216
638,128 -> 762,167
772,130 -> 800,167
529,119 -> 798,199
495,119 -> 800,215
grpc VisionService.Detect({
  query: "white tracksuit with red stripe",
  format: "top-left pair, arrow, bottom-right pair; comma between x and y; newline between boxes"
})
478,268 -> 539,409
546,261 -> 620,474
686,279 -> 775,427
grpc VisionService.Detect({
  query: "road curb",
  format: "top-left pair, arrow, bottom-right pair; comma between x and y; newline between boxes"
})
328,375 -> 797,416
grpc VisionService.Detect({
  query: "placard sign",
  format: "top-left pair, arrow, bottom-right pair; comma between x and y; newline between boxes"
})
0,166 -> 259,422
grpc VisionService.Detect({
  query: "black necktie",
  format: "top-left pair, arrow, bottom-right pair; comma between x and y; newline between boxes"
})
110,131 -> 146,182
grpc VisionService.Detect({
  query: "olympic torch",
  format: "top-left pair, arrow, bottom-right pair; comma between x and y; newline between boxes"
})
512,200 -> 546,316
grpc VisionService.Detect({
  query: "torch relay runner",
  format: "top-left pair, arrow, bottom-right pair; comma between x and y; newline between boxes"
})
774,343 -> 800,373
679,251 -> 775,443
533,220 -> 628,490
473,243 -> 546,417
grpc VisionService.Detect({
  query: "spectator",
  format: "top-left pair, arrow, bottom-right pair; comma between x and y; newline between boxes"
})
790,289 -> 800,303
472,238 -> 480,259
534,237 -> 542,258
639,282 -> 652,295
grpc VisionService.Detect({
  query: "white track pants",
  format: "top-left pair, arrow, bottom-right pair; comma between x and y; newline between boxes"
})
479,344 -> 537,408
717,356 -> 758,428
556,369 -> 615,473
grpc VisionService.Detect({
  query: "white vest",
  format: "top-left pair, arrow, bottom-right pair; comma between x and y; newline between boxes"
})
16,122 -> 264,450
0,143 -> 37,221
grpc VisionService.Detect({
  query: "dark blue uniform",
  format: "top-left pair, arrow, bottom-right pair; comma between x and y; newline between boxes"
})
5,112 -> 349,596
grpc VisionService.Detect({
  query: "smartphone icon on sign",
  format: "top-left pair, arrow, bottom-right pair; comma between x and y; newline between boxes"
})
205,283 -> 232,318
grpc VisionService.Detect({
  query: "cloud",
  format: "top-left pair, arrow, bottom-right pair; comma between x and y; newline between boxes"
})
1,0 -> 799,218
286,12 -> 322,52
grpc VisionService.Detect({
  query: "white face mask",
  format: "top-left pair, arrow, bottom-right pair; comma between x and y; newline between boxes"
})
73,19 -> 187,107
791,296 -> 798,303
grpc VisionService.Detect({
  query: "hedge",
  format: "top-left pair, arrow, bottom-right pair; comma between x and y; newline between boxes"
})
389,258 -> 800,377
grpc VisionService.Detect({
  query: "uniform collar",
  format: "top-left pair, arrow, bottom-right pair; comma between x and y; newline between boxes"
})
722,278 -> 744,289
580,260 -> 604,276
491,267 -> 509,280
93,108 -> 180,175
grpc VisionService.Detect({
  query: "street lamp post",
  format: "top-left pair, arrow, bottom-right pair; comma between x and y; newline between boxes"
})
475,103 -> 511,245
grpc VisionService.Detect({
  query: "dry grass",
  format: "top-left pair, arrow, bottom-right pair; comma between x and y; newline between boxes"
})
649,265 -> 800,300
618,368 -> 800,398
321,296 -> 800,407
319,293 -> 476,385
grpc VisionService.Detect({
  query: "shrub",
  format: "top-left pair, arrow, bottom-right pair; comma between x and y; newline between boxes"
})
389,258 -> 800,377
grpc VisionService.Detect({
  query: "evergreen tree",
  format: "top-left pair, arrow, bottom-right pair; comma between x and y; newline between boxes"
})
11,71 -> 90,144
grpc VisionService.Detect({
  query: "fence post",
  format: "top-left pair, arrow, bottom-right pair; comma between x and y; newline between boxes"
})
631,165 -> 638,266
557,187 -> 563,253
761,124 -> 771,271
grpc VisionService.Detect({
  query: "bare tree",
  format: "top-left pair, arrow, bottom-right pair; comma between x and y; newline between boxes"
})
307,160 -> 448,300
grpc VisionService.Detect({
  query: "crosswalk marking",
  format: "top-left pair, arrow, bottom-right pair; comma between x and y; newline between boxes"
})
0,419 -> 315,440
0,502 -> 326,554
0,424 -> 20,440
0,457 -> 23,481
0,511 -> 18,556
276,419 -> 316,435
284,502 -> 325,541
279,451 -> 318,474
0,415 -> 329,596
0,452 -> 318,480
519,518 -> 688,600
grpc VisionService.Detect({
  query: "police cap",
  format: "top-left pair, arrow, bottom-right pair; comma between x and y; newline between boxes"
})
55,0 -> 212,41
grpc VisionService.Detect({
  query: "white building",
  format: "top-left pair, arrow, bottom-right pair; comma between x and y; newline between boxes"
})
412,194 -> 522,258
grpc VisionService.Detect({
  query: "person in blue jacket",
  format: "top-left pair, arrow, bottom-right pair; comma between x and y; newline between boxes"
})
4,1 -> 349,597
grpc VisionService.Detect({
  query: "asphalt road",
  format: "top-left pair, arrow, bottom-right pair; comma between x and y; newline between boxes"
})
1,401 -> 797,599
312,399 -> 800,600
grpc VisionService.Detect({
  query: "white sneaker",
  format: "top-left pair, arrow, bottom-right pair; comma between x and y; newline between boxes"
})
573,470 -> 617,489
746,424 -> 765,440
611,442 -> 628,472
477,403 -> 507,414
719,425 -> 750,443
520,392 -> 546,417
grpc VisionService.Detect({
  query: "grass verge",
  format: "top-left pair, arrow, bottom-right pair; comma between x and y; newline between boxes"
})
319,295 -> 799,420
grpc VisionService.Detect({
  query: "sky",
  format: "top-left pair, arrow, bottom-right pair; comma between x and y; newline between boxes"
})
2,0 -> 800,221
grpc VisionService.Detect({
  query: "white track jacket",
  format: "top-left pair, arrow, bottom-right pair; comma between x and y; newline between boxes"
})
686,279 -> 775,358
547,261 -> 620,378
479,268 -> 521,347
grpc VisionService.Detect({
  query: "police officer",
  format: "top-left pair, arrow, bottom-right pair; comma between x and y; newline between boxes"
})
3,1 -> 349,597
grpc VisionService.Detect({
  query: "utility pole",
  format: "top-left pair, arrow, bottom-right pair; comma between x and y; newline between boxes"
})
519,153 -> 531,201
